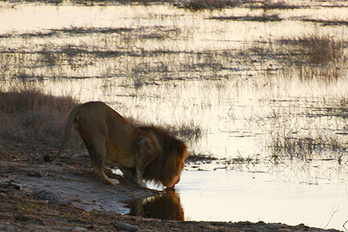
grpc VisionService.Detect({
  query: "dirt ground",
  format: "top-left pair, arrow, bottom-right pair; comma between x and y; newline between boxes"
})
0,141 -> 342,232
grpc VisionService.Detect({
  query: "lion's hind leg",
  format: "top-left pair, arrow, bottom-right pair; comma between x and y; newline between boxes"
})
93,149 -> 119,185
82,135 -> 119,185
94,166 -> 119,185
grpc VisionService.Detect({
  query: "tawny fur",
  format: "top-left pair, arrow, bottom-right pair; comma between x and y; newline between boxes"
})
44,101 -> 188,188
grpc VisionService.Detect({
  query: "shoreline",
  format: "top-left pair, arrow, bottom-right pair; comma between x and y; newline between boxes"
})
0,141 -> 341,232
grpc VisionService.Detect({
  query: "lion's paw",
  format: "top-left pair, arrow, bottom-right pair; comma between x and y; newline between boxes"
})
109,178 -> 120,185
136,180 -> 147,188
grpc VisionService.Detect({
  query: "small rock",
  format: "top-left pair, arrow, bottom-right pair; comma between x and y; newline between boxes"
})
32,218 -> 45,226
28,171 -> 42,178
73,227 -> 88,231
0,180 -> 20,190
0,147 -> 9,160
32,189 -> 72,204
32,189 -> 59,203
14,213 -> 30,222
113,222 -> 139,231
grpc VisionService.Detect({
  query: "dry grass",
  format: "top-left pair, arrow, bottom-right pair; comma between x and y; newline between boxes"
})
210,14 -> 282,22
0,85 -> 78,147
182,0 -> 241,11
271,33 -> 346,70
170,124 -> 202,141
287,34 -> 345,66
248,33 -> 348,82
270,133 -> 348,163
301,18 -> 348,27
178,0 -> 304,11
283,34 -> 347,82
250,1 -> 301,10
265,98 -> 348,164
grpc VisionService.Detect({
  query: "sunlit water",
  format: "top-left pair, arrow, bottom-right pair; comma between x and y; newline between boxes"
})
178,162 -> 348,229
179,170 -> 347,229
127,160 -> 347,230
0,2 -> 347,230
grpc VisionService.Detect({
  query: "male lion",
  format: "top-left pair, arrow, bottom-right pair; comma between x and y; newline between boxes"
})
44,101 -> 188,188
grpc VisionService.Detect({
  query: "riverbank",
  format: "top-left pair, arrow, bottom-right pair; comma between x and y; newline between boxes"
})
0,140 -> 341,232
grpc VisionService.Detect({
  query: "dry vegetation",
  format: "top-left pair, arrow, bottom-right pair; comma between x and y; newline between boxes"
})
277,34 -> 346,66
249,33 -> 348,81
181,0 -> 241,11
0,85 -> 80,149
235,33 -> 348,164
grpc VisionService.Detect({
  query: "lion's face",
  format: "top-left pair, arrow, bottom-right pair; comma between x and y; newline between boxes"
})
164,149 -> 188,188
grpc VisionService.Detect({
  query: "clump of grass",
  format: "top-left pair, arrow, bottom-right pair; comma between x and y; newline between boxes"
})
181,0 -> 300,11
170,124 -> 202,141
278,33 -> 346,66
249,1 -> 301,10
210,14 -> 282,22
262,33 -> 348,81
270,136 -> 316,161
186,152 -> 218,162
301,19 -> 348,27
0,85 -> 78,146
270,135 -> 347,164
296,34 -> 345,66
0,85 -> 74,114
230,155 -> 260,165
186,152 -> 261,171
182,0 -> 241,11
267,107 -> 348,164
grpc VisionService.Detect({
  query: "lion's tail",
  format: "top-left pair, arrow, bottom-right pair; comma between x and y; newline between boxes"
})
44,106 -> 80,162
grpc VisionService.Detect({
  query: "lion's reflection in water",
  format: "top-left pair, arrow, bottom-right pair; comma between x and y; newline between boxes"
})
127,189 -> 184,221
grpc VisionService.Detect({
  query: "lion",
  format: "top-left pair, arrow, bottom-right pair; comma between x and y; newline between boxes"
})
44,101 -> 188,188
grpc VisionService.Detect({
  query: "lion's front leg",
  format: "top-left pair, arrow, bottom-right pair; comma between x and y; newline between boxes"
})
134,135 -> 159,188
135,166 -> 147,188
134,149 -> 149,187
134,154 -> 147,187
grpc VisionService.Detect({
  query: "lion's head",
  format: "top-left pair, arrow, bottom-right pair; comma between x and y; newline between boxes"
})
139,126 -> 188,188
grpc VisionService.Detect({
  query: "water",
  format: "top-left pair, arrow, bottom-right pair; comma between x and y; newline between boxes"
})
0,1 -> 347,230
128,161 -> 348,229
127,160 -> 347,230
178,162 -> 348,228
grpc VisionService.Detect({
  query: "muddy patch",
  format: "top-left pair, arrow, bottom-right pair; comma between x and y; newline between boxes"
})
1,161 -> 159,214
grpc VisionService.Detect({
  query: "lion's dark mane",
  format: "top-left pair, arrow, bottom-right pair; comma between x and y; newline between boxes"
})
139,126 -> 187,186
